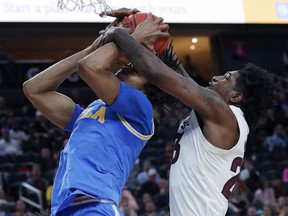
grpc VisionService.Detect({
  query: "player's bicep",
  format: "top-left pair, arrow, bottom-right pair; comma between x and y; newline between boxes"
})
26,91 -> 76,129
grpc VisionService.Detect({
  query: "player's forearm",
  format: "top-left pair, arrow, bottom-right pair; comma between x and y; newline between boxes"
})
111,29 -> 164,82
77,43 -> 123,105
78,43 -> 122,74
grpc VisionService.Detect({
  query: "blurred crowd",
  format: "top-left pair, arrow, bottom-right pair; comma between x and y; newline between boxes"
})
0,79 -> 287,216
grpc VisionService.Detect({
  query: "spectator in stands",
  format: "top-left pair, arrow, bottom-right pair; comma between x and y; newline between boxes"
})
136,160 -> 160,186
138,193 -> 152,215
26,164 -> 49,192
157,140 -> 174,178
0,187 -> 15,216
9,121 -> 29,145
153,105 -> 178,142
279,205 -> 288,216
261,108 -> 281,136
139,200 -> 161,216
140,168 -> 160,197
119,188 -> 139,213
278,92 -> 288,114
25,164 -> 49,208
6,111 -> 16,129
227,181 -> 249,215
0,96 -> 9,125
125,161 -> 141,193
14,199 -> 32,216
16,105 -> 34,134
246,206 -> 257,216
272,179 -> 288,199
239,159 -> 262,202
136,160 -> 153,186
152,179 -> 169,210
239,159 -> 255,182
120,197 -> 138,216
260,205 -> 272,216
31,111 -> 49,138
276,196 -> 288,215
38,147 -> 56,176
0,127 -> 23,157
263,124 -> 288,152
252,179 -> 276,211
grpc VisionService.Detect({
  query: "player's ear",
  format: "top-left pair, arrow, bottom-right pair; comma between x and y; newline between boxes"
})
230,91 -> 243,104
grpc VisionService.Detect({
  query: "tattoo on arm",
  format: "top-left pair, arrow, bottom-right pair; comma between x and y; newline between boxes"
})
179,76 -> 195,94
178,76 -> 224,108
198,88 -> 225,108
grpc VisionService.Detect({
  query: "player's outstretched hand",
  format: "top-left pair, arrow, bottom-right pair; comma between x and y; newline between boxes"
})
133,13 -> 170,52
99,8 -> 139,38
99,27 -> 132,47
100,8 -> 139,21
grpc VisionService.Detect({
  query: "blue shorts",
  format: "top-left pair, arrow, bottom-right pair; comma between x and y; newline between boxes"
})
56,200 -> 124,216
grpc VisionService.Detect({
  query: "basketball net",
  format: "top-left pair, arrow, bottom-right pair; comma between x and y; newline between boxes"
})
57,0 -> 112,15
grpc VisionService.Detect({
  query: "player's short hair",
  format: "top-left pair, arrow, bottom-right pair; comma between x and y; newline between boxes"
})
235,63 -> 278,129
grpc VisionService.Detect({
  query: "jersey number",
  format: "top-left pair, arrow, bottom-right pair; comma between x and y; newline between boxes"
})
171,132 -> 183,164
171,132 -> 243,200
221,157 -> 243,200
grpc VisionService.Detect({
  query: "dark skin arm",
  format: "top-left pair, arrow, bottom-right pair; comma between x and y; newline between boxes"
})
23,43 -> 97,129
79,12 -> 168,105
77,42 -> 122,106
103,14 -> 238,150
22,9 -> 138,129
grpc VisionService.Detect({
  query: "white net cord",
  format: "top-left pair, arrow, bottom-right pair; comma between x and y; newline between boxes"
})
57,0 -> 112,15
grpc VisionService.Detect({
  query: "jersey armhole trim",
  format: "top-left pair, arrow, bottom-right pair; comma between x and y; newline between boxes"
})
117,114 -> 154,140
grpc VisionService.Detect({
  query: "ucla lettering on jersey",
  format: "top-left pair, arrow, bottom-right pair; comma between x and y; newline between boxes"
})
76,104 -> 106,123
51,82 -> 154,215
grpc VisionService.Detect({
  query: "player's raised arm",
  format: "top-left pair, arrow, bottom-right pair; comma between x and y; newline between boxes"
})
103,16 -> 232,123
22,43 -> 97,129
101,14 -> 242,149
23,8 -> 140,129
77,42 -> 123,105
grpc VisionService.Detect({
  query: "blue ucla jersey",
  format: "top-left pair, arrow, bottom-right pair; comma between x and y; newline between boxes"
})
51,82 -> 154,215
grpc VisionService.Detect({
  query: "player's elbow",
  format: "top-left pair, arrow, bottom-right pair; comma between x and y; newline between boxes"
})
78,58 -> 105,77
23,80 -> 42,103
77,59 -> 86,76
22,79 -> 36,98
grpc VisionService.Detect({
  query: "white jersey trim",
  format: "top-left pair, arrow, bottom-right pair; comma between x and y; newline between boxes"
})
117,114 -> 154,140
190,106 -> 249,154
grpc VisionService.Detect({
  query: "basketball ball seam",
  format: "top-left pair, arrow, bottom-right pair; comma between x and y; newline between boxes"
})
119,12 -> 169,55
155,38 -> 169,54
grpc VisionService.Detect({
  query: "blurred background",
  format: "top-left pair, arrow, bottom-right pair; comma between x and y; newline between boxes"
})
0,0 -> 287,215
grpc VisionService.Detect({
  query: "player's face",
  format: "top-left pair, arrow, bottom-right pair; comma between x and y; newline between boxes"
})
208,71 -> 240,101
116,65 -> 148,91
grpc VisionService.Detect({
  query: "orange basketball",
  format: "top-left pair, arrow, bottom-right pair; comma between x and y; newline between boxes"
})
119,12 -> 169,55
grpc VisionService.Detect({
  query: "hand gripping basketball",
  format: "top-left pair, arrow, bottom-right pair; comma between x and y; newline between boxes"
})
118,12 -> 170,55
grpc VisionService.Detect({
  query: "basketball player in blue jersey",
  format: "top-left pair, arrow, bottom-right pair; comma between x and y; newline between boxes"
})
101,12 -> 278,215
23,9 -> 179,216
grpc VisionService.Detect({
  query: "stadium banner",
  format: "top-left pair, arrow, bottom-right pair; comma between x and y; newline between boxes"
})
0,0 -> 287,24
